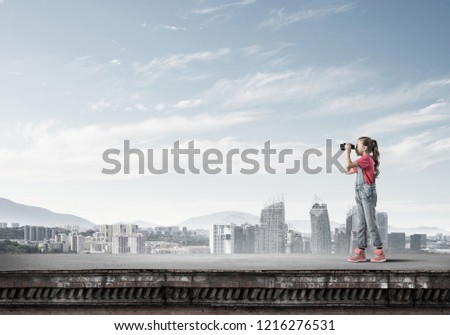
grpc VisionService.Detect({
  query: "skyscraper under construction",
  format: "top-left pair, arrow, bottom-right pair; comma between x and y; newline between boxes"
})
310,198 -> 332,254
257,199 -> 287,253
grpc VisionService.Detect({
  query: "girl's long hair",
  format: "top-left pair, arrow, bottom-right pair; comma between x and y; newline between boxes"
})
358,136 -> 380,178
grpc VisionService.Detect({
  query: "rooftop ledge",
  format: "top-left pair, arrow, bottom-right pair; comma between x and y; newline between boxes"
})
0,254 -> 449,314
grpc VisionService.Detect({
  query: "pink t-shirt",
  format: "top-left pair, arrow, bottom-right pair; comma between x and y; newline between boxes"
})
352,155 -> 375,184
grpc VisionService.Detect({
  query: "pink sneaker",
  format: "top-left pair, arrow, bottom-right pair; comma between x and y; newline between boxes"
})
370,248 -> 386,263
347,248 -> 367,262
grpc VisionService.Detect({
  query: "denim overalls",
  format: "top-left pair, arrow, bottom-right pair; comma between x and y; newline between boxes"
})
355,165 -> 383,249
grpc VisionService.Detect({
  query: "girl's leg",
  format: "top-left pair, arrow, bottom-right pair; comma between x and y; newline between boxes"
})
361,187 -> 383,248
355,189 -> 368,249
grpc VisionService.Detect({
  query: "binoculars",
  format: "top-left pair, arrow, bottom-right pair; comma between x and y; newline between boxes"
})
340,143 -> 355,150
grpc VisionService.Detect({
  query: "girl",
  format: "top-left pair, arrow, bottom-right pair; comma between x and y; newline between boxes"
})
345,136 -> 386,263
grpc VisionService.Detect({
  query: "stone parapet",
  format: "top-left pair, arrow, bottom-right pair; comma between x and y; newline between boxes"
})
0,269 -> 449,313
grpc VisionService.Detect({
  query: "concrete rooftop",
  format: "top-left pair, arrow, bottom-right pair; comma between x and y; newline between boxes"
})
1,253 -> 449,272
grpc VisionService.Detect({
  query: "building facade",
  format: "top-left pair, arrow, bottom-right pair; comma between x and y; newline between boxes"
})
257,201 -> 287,254
210,224 -> 235,254
376,212 -> 389,249
310,202 -> 331,254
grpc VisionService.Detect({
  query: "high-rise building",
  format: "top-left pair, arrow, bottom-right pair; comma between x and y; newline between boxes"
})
112,234 -> 129,254
242,224 -> 257,253
233,226 -> 244,254
286,230 -> 303,254
99,224 -> 113,242
69,234 -> 85,253
334,225 -> 349,254
347,207 -> 362,253
376,212 -> 389,249
310,201 -> 331,254
76,235 -> 86,253
410,234 -> 427,251
388,233 -> 406,252
129,234 -> 145,254
210,224 -> 235,254
125,223 -> 138,236
24,226 -> 42,241
257,201 -> 287,254
11,223 -> 20,228
113,223 -> 127,236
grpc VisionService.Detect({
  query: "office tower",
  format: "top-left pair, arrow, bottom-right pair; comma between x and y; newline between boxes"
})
24,225 -> 31,241
257,200 -> 287,254
234,226 -> 244,254
113,223 -> 127,236
25,226 -> 34,241
242,224 -> 257,253
210,224 -> 235,254
345,208 -> 353,253
310,200 -> 331,254
75,235 -> 85,253
112,234 -> 129,254
286,230 -> 303,254
125,223 -> 138,236
376,212 -> 389,249
410,234 -> 427,251
68,234 -> 85,253
129,234 -> 145,254
334,224 -> 348,254
35,226 -> 46,241
388,232 -> 406,252
99,224 -> 113,242
11,223 -> 20,228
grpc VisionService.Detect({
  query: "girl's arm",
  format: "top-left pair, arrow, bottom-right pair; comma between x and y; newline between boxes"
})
345,144 -> 359,174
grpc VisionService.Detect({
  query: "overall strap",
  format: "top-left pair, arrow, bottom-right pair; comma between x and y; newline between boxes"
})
355,165 -> 366,186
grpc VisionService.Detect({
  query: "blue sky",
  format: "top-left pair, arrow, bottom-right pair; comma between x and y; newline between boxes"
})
1,0 -> 449,229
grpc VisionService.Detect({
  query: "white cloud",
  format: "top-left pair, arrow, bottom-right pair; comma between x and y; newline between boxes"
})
260,3 -> 357,30
110,59 -> 121,65
69,55 -> 110,76
303,76 -> 450,118
154,103 -> 166,112
357,101 -> 450,136
173,99 -> 204,109
0,112 -> 263,182
242,42 -> 295,58
189,0 -> 256,15
175,73 -> 213,82
200,63 -> 369,109
382,129 -> 450,170
89,98 -> 115,112
134,48 -> 230,81
160,24 -> 187,31
242,45 -> 262,56
125,103 -> 149,112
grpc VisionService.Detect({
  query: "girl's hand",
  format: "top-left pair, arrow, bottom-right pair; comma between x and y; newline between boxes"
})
345,143 -> 352,152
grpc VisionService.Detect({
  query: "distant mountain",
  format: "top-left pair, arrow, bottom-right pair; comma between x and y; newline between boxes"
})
177,211 -> 260,230
0,197 -> 95,230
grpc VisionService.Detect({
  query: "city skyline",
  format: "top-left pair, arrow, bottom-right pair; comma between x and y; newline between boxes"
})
1,194 -> 450,235
1,1 -> 450,229
6,206 -> 448,255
